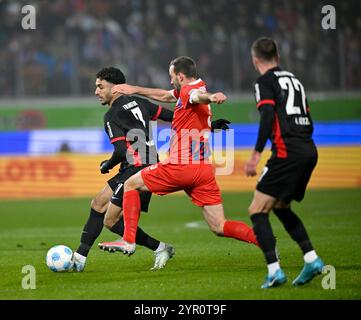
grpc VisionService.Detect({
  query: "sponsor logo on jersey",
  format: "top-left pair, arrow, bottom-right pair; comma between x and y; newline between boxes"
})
254,84 -> 261,103
106,122 -> 113,138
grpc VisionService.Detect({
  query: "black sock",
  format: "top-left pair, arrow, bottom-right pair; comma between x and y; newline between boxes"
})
273,208 -> 314,254
250,213 -> 278,264
77,208 -> 104,257
110,218 -> 160,251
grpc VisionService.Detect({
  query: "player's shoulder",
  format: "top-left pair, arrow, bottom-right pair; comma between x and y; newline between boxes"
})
112,95 -> 138,108
272,68 -> 296,79
259,67 -> 297,83
256,67 -> 279,85
118,95 -> 156,111
131,95 -> 154,107
182,78 -> 206,94
105,96 -> 133,119
113,95 -> 152,113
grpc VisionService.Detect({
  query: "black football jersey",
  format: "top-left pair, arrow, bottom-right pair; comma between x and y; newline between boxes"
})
104,96 -> 163,166
254,67 -> 315,158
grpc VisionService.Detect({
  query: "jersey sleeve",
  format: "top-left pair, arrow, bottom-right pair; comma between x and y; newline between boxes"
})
144,99 -> 164,121
104,113 -> 126,144
254,78 -> 276,109
172,89 -> 179,99
157,107 -> 174,122
181,85 -> 207,108
254,105 -> 274,153
135,97 -> 172,122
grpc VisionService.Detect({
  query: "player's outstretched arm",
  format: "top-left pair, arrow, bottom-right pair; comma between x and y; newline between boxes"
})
112,84 -> 176,103
244,104 -> 274,177
190,91 -> 227,105
157,108 -> 174,122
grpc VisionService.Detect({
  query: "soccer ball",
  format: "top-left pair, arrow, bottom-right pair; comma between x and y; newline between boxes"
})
46,245 -> 74,272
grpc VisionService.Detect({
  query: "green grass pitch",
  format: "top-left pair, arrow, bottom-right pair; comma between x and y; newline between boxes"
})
0,189 -> 360,300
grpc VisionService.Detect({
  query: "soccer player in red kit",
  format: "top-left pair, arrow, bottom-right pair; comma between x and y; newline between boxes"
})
99,56 -> 258,255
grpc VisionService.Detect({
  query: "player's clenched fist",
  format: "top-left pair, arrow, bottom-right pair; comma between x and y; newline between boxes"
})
99,160 -> 111,174
244,151 -> 261,177
244,159 -> 257,177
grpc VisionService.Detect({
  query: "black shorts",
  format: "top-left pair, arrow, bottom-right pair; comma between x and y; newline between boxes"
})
256,152 -> 318,204
107,166 -> 152,212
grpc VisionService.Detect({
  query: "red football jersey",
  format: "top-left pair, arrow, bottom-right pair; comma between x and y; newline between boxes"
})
168,79 -> 212,164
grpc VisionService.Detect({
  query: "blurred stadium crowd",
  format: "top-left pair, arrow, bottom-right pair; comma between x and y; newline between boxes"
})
0,0 -> 360,96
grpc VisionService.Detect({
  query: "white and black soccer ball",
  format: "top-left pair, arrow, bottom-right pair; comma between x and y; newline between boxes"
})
46,245 -> 74,272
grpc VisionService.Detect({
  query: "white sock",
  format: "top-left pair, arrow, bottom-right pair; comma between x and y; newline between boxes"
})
304,250 -> 318,263
267,262 -> 280,276
155,242 -> 166,253
74,252 -> 86,263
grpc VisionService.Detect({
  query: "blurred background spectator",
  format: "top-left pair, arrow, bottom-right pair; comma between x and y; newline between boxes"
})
0,0 -> 360,97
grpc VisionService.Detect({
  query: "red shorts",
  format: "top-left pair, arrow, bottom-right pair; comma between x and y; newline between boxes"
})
141,162 -> 222,207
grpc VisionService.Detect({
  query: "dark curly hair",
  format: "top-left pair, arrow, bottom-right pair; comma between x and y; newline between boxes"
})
96,67 -> 126,84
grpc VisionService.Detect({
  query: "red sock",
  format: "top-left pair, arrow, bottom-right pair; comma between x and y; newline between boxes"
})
223,220 -> 259,246
122,190 -> 141,243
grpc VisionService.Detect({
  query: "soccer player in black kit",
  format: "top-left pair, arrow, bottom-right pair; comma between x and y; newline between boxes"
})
72,67 -> 230,272
244,38 -> 324,288
72,67 -> 175,272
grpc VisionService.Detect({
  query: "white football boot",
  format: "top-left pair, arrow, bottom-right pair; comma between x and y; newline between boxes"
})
72,252 -> 86,272
151,244 -> 175,270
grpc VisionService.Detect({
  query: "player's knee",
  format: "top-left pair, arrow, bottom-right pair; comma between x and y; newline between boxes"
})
274,201 -> 290,210
103,215 -> 117,230
124,177 -> 137,192
91,198 -> 107,213
248,202 -> 272,215
248,203 -> 258,215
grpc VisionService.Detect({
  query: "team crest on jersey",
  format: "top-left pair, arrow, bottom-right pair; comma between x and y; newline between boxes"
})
176,98 -> 182,109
